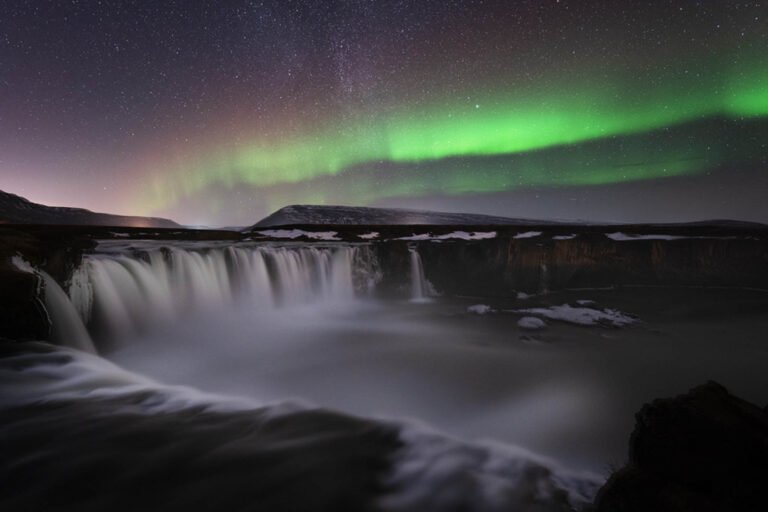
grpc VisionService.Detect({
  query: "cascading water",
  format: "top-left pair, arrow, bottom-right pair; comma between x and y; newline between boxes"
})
408,246 -> 433,302
67,243 -> 374,345
41,271 -> 97,354
5,243 -> 607,511
539,261 -> 550,295
6,239 -> 768,511
11,256 -> 96,354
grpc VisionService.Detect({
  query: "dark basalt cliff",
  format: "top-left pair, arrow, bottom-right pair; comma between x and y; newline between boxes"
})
373,233 -> 768,296
2,224 -> 767,340
0,228 -> 96,341
595,381 -> 768,511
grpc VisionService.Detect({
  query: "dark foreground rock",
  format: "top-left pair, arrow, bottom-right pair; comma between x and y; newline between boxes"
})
0,266 -> 49,340
595,381 -> 768,511
0,227 -> 94,341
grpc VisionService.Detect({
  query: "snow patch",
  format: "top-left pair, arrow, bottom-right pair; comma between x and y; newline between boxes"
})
514,304 -> 637,327
518,316 -> 547,330
553,234 -> 577,240
258,229 -> 341,241
607,232 -> 742,241
11,255 -> 35,274
513,231 -> 542,239
606,232 -> 683,241
398,231 -> 497,241
516,292 -> 531,300
436,231 -> 497,240
397,233 -> 434,241
358,232 -> 380,240
467,304 -> 494,315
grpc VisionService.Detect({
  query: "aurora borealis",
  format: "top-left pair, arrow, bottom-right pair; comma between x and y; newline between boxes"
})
1,1 -> 766,225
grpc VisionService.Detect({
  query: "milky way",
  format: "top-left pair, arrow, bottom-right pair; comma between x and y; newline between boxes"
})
1,1 -> 766,225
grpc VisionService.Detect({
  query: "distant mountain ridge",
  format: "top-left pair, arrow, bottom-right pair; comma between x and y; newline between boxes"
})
253,204 -> 768,230
0,190 -> 179,228
253,205 -> 566,228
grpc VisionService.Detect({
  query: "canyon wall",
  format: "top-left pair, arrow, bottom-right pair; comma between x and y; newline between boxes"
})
2,226 -> 766,342
373,235 -> 768,296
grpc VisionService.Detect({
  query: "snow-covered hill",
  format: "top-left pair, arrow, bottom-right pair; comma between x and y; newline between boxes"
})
0,190 -> 179,228
253,205 -> 564,228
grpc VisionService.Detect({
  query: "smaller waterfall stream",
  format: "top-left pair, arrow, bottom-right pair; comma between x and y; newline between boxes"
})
408,247 -> 433,303
539,261 -> 550,295
41,272 -> 97,353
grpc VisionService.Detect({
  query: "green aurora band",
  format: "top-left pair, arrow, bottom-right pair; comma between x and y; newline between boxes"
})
142,62 -> 768,214
219,115 -> 764,215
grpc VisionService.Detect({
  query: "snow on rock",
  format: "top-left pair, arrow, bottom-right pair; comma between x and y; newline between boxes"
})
576,299 -> 595,306
606,232 -> 741,241
258,229 -> 341,241
467,304 -> 495,315
398,231 -> 497,241
513,231 -> 542,239
514,304 -> 637,327
358,232 -> 380,240
397,233 -> 434,241
11,256 -> 35,274
553,234 -> 577,240
436,231 -> 497,240
606,232 -> 684,241
518,316 -> 547,330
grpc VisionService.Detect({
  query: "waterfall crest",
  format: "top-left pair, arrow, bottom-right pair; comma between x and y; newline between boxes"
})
68,244 -> 375,343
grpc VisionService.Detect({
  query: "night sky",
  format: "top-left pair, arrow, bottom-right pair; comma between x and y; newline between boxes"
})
1,1 -> 766,226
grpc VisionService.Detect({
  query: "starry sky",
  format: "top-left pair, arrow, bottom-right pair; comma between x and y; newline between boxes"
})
1,0 -> 766,226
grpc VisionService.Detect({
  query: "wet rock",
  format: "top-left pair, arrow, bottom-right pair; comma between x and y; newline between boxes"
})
0,268 -> 50,341
467,304 -> 494,315
595,381 -> 768,511
0,227 -> 95,342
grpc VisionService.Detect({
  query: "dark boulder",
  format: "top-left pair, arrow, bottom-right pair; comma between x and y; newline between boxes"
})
595,381 -> 768,511
0,268 -> 50,341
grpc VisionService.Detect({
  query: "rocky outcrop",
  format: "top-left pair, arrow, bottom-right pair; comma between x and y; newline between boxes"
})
0,266 -> 49,341
595,381 -> 768,511
0,228 -> 95,341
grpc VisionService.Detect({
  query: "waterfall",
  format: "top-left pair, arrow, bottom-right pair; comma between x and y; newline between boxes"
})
539,261 -> 550,295
40,272 -> 98,353
67,244 -> 372,343
408,247 -> 433,303
11,256 -> 96,354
